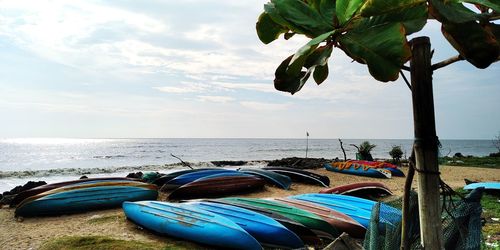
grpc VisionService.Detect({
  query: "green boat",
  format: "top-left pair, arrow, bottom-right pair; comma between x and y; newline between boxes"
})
221,197 -> 339,240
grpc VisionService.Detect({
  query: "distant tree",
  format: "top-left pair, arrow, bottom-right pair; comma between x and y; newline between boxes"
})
389,145 -> 404,166
491,132 -> 500,157
351,141 -> 376,161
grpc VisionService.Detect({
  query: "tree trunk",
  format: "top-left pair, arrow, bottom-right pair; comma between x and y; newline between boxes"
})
409,37 -> 443,249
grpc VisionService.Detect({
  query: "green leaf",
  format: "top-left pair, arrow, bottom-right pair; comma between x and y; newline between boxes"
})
442,21 -> 500,69
264,2 -> 308,34
319,0 -> 336,25
460,0 -> 500,13
272,0 -> 334,37
429,0 -> 481,23
287,30 -> 335,76
359,0 -> 425,17
274,56 -> 311,94
336,0 -> 364,26
313,64 -> 329,84
339,22 -> 411,82
352,3 -> 427,35
256,13 -> 289,44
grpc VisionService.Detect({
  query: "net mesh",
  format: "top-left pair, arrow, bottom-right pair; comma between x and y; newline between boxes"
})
363,189 -> 483,250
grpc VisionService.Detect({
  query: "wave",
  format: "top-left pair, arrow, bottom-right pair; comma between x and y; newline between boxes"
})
0,161 -> 268,179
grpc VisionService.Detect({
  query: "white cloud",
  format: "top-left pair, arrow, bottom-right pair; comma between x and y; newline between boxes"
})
240,101 -> 291,111
153,82 -> 210,94
198,95 -> 235,103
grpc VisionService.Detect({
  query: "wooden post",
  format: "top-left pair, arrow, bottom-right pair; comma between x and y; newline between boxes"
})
409,37 -> 443,249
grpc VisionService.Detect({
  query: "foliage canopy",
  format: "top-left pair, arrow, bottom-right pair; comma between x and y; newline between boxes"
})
256,0 -> 500,94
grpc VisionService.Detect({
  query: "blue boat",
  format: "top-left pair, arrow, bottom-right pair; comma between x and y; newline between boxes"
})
193,171 -> 255,182
289,194 -> 372,228
162,169 -> 237,189
16,181 -> 158,217
188,201 -> 304,249
238,168 -> 292,190
324,163 -> 392,178
464,182 -> 500,190
290,193 -> 401,229
384,167 -> 405,177
123,201 -> 262,250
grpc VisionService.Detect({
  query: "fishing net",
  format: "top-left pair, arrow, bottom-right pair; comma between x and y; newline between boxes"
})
363,188 -> 483,250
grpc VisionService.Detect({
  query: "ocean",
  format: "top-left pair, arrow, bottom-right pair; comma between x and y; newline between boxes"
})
0,138 -> 496,192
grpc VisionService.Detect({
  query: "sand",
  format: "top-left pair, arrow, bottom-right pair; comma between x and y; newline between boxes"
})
0,165 -> 498,249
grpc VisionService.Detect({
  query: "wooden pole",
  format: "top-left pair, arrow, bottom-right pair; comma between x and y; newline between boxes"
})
409,37 -> 443,249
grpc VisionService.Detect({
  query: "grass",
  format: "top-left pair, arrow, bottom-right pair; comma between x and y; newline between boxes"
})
439,156 -> 500,168
39,236 -> 164,250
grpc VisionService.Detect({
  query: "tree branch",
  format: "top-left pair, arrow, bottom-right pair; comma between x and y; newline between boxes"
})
431,55 -> 463,70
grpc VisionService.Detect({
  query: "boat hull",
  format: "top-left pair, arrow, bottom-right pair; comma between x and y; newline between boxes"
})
123,201 -> 262,250
10,177 -> 141,207
273,197 -> 366,238
16,181 -> 158,217
262,167 -> 330,187
319,182 -> 393,199
222,197 -> 339,240
168,176 -> 265,200
238,168 -> 292,190
324,162 -> 392,178
162,169 -> 238,189
189,201 -> 304,249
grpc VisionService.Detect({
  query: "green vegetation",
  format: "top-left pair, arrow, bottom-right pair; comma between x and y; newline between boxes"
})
351,141 -> 376,161
389,146 -> 404,165
39,236 -> 163,250
440,156 -> 500,168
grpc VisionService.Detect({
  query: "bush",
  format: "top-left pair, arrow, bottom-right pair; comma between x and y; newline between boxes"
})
389,146 -> 403,165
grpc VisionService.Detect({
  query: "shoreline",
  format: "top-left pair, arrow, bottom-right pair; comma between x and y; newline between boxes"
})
1,165 -> 499,249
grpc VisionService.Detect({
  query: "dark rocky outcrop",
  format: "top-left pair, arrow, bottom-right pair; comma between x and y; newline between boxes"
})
126,172 -> 143,179
266,157 -> 333,169
211,161 -> 247,167
1,180 -> 47,205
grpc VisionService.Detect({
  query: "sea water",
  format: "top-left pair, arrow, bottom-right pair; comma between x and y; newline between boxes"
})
0,138 -> 496,191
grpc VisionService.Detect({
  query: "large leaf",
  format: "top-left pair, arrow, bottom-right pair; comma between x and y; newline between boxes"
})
359,0 -> 425,17
274,55 -> 311,94
351,3 -> 428,35
264,2 -> 309,35
460,0 -> 500,13
313,64 -> 329,84
256,13 -> 289,44
429,0 -> 481,23
339,22 -> 411,82
336,0 -> 364,26
287,31 -> 335,76
319,0 -> 337,26
442,21 -> 499,68
272,0 -> 334,37
305,45 -> 334,84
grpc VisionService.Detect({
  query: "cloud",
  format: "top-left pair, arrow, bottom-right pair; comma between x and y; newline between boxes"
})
239,101 -> 291,111
198,95 -> 235,103
153,81 -> 210,94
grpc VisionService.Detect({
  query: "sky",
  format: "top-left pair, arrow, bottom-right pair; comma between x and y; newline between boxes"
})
0,0 -> 498,139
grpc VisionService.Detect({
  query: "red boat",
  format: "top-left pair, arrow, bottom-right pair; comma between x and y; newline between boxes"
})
168,176 -> 265,200
319,182 -> 393,199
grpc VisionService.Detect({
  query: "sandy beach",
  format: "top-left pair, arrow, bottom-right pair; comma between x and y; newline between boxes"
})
1,165 -> 499,249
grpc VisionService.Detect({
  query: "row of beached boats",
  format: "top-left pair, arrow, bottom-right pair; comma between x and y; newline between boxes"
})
8,163 -> 408,249
122,193 -> 402,249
